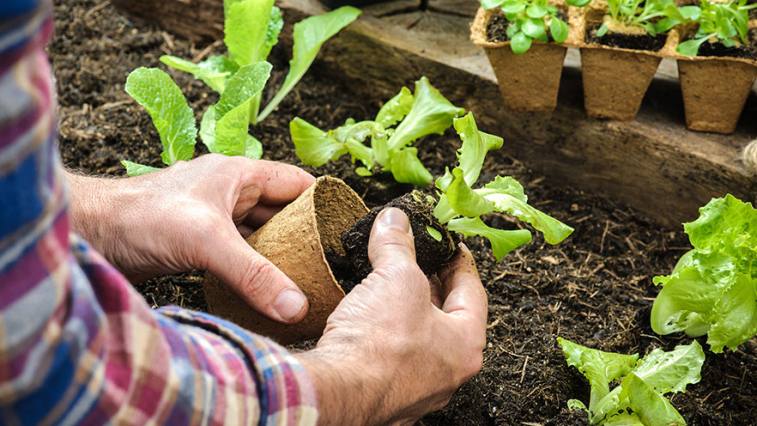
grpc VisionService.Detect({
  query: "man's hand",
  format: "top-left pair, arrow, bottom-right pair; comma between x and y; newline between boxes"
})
298,208 -> 488,425
66,154 -> 315,324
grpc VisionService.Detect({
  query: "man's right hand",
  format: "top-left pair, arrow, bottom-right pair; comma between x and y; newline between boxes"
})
297,208 -> 488,425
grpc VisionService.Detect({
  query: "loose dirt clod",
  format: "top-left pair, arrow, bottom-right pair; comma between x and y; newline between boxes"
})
340,191 -> 456,290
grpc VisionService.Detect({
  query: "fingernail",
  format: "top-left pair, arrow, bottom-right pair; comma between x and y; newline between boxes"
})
377,207 -> 410,232
273,289 -> 307,322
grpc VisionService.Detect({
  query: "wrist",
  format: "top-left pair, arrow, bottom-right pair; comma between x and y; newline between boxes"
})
296,346 -> 392,425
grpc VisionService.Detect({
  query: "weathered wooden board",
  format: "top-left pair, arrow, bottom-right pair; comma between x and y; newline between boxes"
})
112,0 -> 756,227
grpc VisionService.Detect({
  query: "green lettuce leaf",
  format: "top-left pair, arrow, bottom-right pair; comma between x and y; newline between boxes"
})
651,195 -> 756,352
446,168 -> 495,218
121,160 -> 161,177
387,77 -> 465,151
376,86 -> 414,128
478,176 -> 574,244
257,6 -> 361,122
160,55 -> 238,93
214,100 -> 253,156
619,374 -> 685,426
447,217 -> 532,261
216,62 -> 272,118
558,337 -> 639,412
290,117 -> 347,166
559,339 -> 703,425
225,0 -> 275,67
125,67 -> 196,166
453,113 -> 504,186
388,147 -> 433,186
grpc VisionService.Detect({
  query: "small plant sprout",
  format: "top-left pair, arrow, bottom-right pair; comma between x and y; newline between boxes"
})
651,194 -> 756,353
676,0 -> 757,56
122,0 -> 360,175
558,338 -> 705,425
594,0 -> 685,38
481,0 -> 589,54
430,112 -> 574,260
291,77 -> 465,186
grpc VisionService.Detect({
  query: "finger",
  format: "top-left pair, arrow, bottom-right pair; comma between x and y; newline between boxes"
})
244,160 -> 316,205
368,208 -> 416,271
242,204 -> 283,228
206,229 -> 309,324
439,244 -> 488,327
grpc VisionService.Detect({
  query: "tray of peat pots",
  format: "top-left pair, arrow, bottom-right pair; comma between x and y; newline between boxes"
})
471,0 -> 589,112
672,0 -> 757,134
203,177 -> 458,344
572,0 -> 682,121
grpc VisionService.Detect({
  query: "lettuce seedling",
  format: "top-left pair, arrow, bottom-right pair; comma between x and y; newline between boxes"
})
676,0 -> 756,56
291,77 -> 465,186
481,0 -> 589,54
163,0 -> 360,124
430,113 -> 574,260
558,338 -> 705,425
122,0 -> 360,175
595,0 -> 691,37
651,194 -> 756,353
121,62 -> 273,176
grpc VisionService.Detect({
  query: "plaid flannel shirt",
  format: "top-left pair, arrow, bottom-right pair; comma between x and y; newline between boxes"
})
0,1 -> 318,424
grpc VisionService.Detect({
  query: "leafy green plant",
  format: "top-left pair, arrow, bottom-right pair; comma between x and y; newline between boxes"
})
481,0 -> 589,54
651,194 -> 756,353
593,0 -> 688,38
122,0 -> 360,175
430,112 -> 574,259
292,77 -> 465,186
676,0 -> 756,56
558,338 -> 705,425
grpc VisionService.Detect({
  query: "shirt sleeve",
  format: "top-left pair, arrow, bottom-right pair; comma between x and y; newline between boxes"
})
0,2 -> 318,425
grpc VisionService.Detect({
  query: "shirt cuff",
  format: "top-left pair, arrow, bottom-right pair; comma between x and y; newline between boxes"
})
159,306 -> 319,426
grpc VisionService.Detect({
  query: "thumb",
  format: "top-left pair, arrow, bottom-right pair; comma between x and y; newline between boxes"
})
368,207 -> 417,271
206,229 -> 309,324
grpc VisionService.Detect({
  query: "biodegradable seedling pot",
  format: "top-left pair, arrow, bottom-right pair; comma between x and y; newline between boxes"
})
577,6 -> 671,121
204,176 -> 368,344
471,8 -> 570,112
671,21 -> 757,134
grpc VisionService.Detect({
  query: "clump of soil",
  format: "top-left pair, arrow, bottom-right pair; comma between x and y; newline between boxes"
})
339,191 -> 456,291
51,1 -> 757,425
587,24 -> 667,51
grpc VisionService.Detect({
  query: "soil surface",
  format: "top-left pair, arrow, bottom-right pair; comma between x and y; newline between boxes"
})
587,25 -> 667,51
51,1 -> 756,425
341,191 -> 457,289
486,11 -> 567,44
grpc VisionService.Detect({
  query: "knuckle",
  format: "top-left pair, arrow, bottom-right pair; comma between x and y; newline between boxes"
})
241,260 -> 277,299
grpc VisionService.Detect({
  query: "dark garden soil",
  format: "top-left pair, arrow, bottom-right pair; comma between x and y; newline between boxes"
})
51,1 -> 756,425
341,190 -> 457,288
586,25 -> 667,52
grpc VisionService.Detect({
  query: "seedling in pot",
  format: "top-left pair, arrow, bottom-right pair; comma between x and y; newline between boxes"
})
676,0 -> 756,57
481,0 -> 589,54
291,77 -> 465,187
338,112 -> 575,287
592,0 -> 691,43
558,338 -> 705,425
651,194 -> 756,353
121,0 -> 361,175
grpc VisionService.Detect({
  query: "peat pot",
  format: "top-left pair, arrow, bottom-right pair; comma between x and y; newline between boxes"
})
205,176 -> 369,344
578,7 -> 668,120
677,59 -> 757,134
471,8 -> 568,112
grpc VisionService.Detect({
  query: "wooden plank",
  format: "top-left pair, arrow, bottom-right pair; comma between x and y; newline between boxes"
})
112,0 -> 756,227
